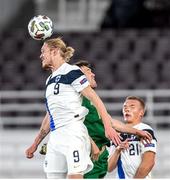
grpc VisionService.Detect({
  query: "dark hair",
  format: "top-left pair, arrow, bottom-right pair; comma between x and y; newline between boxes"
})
74,60 -> 93,69
126,96 -> 145,110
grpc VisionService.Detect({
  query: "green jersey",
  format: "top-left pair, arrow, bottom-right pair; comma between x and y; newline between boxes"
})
83,96 -> 110,178
82,97 -> 110,149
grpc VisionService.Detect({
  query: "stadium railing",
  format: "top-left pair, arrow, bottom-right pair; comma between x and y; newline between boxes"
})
0,89 -> 170,128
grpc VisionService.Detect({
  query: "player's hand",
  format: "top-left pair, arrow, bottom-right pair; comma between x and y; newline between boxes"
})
116,139 -> 129,151
25,143 -> 38,159
105,127 -> 122,146
91,142 -> 100,161
136,130 -> 152,144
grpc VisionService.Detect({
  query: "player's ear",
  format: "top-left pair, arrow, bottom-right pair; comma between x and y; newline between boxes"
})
52,48 -> 59,56
140,109 -> 145,117
80,66 -> 85,74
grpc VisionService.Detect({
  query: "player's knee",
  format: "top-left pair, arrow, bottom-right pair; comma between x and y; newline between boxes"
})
46,172 -> 67,179
68,173 -> 83,179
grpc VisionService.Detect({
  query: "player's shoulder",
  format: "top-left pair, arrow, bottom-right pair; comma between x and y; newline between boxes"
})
135,122 -> 153,131
135,123 -> 157,140
65,63 -> 80,71
60,64 -> 82,78
45,74 -> 52,85
53,63 -> 81,75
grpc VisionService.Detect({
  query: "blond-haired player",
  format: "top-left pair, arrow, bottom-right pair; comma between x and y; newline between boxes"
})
25,37 -> 122,179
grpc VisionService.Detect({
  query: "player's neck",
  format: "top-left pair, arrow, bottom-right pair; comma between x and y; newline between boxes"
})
51,58 -> 65,72
127,120 -> 141,127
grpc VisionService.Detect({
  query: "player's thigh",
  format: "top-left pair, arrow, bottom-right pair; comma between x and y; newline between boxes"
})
44,148 -> 67,173
66,139 -> 93,176
84,149 -> 109,178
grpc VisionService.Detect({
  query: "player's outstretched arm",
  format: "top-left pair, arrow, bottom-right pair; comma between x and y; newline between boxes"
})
111,118 -> 152,143
81,86 -> 121,146
25,112 -> 50,159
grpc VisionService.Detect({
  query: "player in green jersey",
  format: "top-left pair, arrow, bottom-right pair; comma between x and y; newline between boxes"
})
82,96 -> 109,178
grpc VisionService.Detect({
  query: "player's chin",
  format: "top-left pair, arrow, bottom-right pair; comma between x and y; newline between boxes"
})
92,82 -> 97,88
42,63 -> 51,70
124,116 -> 132,123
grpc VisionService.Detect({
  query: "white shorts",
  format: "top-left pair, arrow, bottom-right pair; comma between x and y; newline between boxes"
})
43,121 -> 93,175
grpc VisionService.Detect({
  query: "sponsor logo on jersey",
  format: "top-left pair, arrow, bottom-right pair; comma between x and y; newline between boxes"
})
80,78 -> 87,85
121,133 -> 140,142
74,164 -> 80,168
144,143 -> 155,147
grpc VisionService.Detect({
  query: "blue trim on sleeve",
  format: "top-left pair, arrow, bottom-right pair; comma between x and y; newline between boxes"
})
117,157 -> 125,179
46,69 -> 84,87
45,98 -> 55,131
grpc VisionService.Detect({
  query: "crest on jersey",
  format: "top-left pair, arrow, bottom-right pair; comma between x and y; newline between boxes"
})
55,75 -> 61,83
130,134 -> 136,141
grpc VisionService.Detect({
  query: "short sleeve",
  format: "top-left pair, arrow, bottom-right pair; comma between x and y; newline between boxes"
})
136,123 -> 157,154
141,128 -> 157,154
141,138 -> 157,154
72,74 -> 90,92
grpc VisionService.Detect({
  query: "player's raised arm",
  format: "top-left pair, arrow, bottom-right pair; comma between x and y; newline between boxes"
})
108,139 -> 129,172
110,118 -> 152,143
81,85 -> 121,146
25,112 -> 50,159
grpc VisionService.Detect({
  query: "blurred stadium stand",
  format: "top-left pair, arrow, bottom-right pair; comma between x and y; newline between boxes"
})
35,0 -> 111,32
1,29 -> 170,90
0,0 -> 170,178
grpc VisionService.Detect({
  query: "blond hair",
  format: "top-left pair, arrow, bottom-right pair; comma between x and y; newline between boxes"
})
45,37 -> 75,62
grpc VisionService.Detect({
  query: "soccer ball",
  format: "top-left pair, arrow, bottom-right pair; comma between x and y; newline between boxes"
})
28,15 -> 53,40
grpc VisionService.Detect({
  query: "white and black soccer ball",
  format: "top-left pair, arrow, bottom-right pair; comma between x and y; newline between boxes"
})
28,15 -> 53,40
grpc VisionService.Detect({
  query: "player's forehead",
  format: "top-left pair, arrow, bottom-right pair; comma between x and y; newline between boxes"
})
81,66 -> 91,72
41,43 -> 48,52
123,99 -> 140,107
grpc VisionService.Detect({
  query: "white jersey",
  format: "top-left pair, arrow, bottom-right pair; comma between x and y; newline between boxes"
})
109,122 -> 157,179
45,63 -> 90,130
